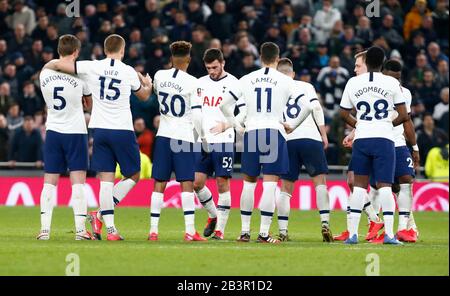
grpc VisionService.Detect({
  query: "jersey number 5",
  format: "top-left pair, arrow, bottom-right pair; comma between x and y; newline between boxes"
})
53,87 -> 66,110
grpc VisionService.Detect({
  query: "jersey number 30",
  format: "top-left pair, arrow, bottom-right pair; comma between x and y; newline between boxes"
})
159,91 -> 186,117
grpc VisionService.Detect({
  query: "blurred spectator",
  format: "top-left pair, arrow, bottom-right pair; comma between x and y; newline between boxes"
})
355,16 -> 374,47
0,0 -> 8,39
236,51 -> 259,77
134,117 -> 155,160
262,23 -> 286,54
381,0 -> 404,31
169,10 -> 192,42
112,14 -> 131,42
45,24 -> 59,56
378,14 -> 404,50
27,39 -> 44,70
2,63 -> 19,99
33,110 -> 46,142
0,39 -> 7,66
8,115 -> 43,166
19,81 -> 43,116
75,27 -> 93,60
6,103 -> 23,134
427,42 -> 449,72
409,53 -> 430,88
13,51 -> 34,84
0,82 -> 13,115
436,59 -> 449,87
404,0 -> 432,41
95,20 -> 113,45
317,56 -> 349,114
425,145 -> 449,182
8,23 -> 32,54
6,0 -> 36,35
414,68 -> 441,112
432,0 -> 449,48
0,113 -> 8,161
83,4 -> 99,40
187,0 -> 206,26
313,0 -> 342,44
31,16 -> 49,41
206,1 -> 234,42
242,6 -> 266,44
52,3 -> 73,36
417,113 -> 449,165
143,16 -> 169,44
433,87 -> 449,132
136,0 -> 160,30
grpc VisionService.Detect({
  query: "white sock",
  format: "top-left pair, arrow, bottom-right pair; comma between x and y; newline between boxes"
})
316,185 -> 330,226
397,183 -> 413,231
216,191 -> 231,233
150,192 -> 164,234
181,191 -> 196,235
348,187 -> 366,238
113,178 -> 136,206
379,187 -> 395,238
259,181 -> 277,237
408,211 -> 418,230
240,181 -> 256,234
71,184 -> 87,233
363,193 -> 380,223
40,183 -> 56,233
346,193 -> 351,232
99,181 -> 116,234
369,186 -> 381,215
276,191 -> 291,235
195,186 -> 217,218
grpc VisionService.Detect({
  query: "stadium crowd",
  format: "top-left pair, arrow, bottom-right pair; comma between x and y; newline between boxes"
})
0,0 -> 448,179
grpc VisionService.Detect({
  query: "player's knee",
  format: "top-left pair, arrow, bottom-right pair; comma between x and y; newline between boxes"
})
193,182 -> 204,192
216,178 -> 230,193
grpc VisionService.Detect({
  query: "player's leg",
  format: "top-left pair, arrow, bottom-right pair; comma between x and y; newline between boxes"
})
345,139 -> 372,244
174,140 -> 206,241
209,143 -> 234,239
364,175 -> 384,241
38,174 -> 59,240
193,143 -> 218,231
148,136 -> 173,240
394,146 -> 418,242
238,130 -> 260,242
257,129 -> 289,243
334,169 -> 353,241
38,130 -> 64,240
372,140 -> 402,245
213,176 -> 231,239
65,133 -> 93,240
278,179 -> 293,241
312,174 -> 334,242
69,171 -> 94,240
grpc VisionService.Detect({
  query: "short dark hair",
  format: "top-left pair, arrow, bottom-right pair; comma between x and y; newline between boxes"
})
170,41 -> 192,57
277,57 -> 293,70
365,46 -> 385,70
104,34 -> 125,54
203,48 -> 224,63
383,59 -> 402,72
260,42 -> 279,64
57,34 -> 81,56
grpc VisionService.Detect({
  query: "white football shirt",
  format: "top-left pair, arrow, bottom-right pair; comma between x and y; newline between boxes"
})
40,68 -> 90,134
198,73 -> 241,143
340,72 -> 405,142
393,86 -> 412,147
153,68 -> 202,143
239,67 -> 300,137
285,81 -> 321,142
75,58 -> 141,131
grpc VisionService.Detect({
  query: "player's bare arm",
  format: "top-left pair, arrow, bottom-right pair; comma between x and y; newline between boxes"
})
339,108 -> 357,128
392,104 -> 409,127
403,118 -> 420,168
43,58 -> 76,74
134,72 -> 152,101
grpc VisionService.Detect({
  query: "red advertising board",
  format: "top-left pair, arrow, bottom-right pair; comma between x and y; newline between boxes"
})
0,177 -> 448,211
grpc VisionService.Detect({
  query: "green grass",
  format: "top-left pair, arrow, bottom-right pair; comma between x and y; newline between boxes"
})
0,206 -> 448,276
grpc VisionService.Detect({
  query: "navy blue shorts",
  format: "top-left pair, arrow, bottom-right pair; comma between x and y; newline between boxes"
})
194,142 -> 234,178
281,139 -> 328,181
351,138 -> 395,184
241,129 -> 289,177
394,146 -> 415,179
91,128 -> 140,177
44,130 -> 88,174
348,158 -> 354,171
152,136 -> 195,182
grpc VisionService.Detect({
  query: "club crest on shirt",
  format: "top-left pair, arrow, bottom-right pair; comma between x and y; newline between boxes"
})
197,88 -> 202,97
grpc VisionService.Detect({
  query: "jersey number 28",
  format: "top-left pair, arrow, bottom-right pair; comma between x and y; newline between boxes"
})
356,99 -> 389,121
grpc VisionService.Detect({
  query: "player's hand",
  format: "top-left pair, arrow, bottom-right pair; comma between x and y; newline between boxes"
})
210,121 -> 229,135
282,122 -> 294,134
322,134 -> 329,150
412,150 -> 420,170
138,72 -> 152,88
342,133 -> 354,148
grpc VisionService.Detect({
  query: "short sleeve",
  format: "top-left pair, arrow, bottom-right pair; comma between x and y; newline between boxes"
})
75,60 -> 92,75
130,69 -> 141,92
306,83 -> 318,102
190,79 -> 202,109
82,81 -> 91,96
340,81 -> 354,110
393,82 -> 406,106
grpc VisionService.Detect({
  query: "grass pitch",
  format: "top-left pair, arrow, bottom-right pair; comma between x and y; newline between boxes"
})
0,206 -> 448,276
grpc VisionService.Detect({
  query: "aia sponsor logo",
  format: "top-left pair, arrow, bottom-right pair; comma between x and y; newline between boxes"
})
413,183 -> 449,212
203,96 -> 223,107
